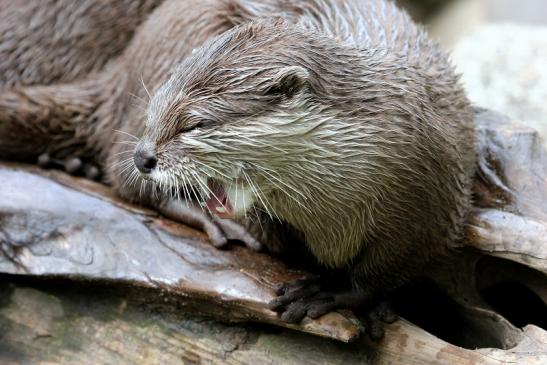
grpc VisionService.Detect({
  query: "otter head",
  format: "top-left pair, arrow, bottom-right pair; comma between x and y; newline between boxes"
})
134,19 -> 364,233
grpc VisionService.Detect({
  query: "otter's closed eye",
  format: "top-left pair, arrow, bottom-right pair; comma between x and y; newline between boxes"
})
180,119 -> 214,133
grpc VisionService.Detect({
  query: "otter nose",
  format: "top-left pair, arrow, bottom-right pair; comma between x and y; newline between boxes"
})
134,149 -> 157,174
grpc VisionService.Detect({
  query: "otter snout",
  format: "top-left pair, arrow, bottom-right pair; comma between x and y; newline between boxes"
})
134,147 -> 157,174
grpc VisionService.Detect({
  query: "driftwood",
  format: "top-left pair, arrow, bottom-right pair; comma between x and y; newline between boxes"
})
0,109 -> 546,364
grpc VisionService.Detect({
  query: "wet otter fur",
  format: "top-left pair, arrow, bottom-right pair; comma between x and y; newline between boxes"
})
0,0 -> 162,87
0,0 -> 475,337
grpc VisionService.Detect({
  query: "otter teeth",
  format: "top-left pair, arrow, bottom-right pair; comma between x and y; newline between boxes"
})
215,206 -> 227,214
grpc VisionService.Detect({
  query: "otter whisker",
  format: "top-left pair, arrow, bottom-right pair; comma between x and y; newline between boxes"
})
111,155 -> 134,169
140,74 -> 151,101
241,170 -> 271,218
127,93 -> 147,108
118,165 -> 137,180
110,157 -> 133,174
133,177 -> 143,191
242,180 -> 248,220
181,169 -> 202,199
125,169 -> 141,189
188,171 -> 210,212
113,140 -> 138,146
252,165 -> 311,215
113,161 -> 137,179
250,205 -> 263,232
262,174 -> 312,215
165,171 -> 176,201
192,160 -> 231,181
165,177 -> 173,201
241,172 -> 267,222
153,181 -> 159,201
138,178 -> 146,199
180,176 -> 193,208
113,129 -> 139,141
193,168 -> 226,210
110,156 -> 130,169
130,103 -> 147,112
171,178 -> 178,202
159,176 -> 168,201
160,177 -> 167,201
242,169 -> 278,222
234,179 -> 239,214
253,164 -> 307,201
111,149 -> 134,157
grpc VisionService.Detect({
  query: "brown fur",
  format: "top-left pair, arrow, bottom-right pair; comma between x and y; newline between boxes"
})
0,0 -> 162,87
0,0 -> 475,297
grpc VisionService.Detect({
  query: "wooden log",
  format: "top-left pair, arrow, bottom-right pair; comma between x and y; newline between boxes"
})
467,109 -> 547,274
1,280 -> 545,364
0,163 -> 360,343
1,109 -> 546,363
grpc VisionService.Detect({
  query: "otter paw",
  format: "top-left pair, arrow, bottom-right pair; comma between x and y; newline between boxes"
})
364,300 -> 397,340
269,277 -> 396,340
269,276 -> 323,312
211,217 -> 262,251
37,153 -> 102,180
158,199 -> 262,251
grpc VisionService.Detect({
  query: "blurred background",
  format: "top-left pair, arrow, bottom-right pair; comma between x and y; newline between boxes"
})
398,0 -> 547,139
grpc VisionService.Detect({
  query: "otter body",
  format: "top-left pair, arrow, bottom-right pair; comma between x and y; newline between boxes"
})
140,0 -> 475,289
0,0 -> 475,334
0,0 -> 162,87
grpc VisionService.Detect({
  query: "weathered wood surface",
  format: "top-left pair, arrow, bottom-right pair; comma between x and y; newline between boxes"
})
468,110 -> 547,274
0,162 -> 360,343
1,109 -> 546,364
1,280 -> 545,365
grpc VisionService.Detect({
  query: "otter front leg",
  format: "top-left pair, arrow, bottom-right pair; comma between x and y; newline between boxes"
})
269,276 -> 397,340
0,82 -> 99,171
158,199 -> 262,251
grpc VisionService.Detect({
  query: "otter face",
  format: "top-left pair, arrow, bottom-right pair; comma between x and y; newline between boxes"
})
134,26 -> 318,217
134,22 -> 337,220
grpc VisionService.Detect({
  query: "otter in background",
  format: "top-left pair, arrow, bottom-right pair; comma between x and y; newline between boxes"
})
0,0 -> 475,339
0,0 -> 162,87
0,0 -> 163,179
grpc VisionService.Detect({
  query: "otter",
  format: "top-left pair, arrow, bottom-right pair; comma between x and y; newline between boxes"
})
0,0 -> 163,180
0,0 -> 162,87
0,0 -> 475,338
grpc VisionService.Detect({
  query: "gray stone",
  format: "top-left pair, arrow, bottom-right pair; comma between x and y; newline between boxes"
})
451,24 -> 547,139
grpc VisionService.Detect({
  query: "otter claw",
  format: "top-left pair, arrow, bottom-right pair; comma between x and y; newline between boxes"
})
37,153 -> 101,180
274,276 -> 320,295
270,276 -> 395,340
212,217 -> 263,251
37,153 -> 52,167
365,301 -> 397,340
65,157 -> 83,174
83,164 -> 101,180
158,200 -> 262,251
268,282 -> 321,311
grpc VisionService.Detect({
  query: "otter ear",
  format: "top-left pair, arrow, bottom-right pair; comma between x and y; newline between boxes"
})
265,66 -> 309,98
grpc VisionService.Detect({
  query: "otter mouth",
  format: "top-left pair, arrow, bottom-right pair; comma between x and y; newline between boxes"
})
206,179 -> 235,219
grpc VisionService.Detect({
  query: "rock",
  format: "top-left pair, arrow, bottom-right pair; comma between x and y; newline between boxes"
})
451,24 -> 547,139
